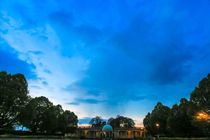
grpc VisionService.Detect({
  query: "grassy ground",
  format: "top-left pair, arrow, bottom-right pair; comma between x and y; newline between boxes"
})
0,134 -> 67,139
0,136 -> 210,140
137,137 -> 210,140
159,138 -> 210,140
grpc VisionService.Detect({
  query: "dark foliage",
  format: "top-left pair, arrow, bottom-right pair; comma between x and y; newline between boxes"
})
144,74 -> 210,137
108,115 -> 135,129
89,116 -> 104,128
0,71 -> 29,129
143,102 -> 170,136
0,71 -> 78,134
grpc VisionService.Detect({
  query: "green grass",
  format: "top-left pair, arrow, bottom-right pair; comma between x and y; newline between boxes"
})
136,137 -> 210,140
158,138 -> 210,140
0,133 -> 80,139
1,135 -> 210,140
0,134 -> 64,139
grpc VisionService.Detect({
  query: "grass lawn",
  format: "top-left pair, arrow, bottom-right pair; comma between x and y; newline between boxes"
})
137,137 -> 210,140
0,134 -> 65,139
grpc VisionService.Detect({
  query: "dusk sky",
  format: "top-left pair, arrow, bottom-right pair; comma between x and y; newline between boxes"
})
1,0 -> 210,126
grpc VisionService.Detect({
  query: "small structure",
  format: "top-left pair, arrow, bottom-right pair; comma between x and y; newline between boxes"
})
102,124 -> 113,139
78,126 -> 145,139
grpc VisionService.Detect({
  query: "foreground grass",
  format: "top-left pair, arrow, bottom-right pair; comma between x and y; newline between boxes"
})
137,137 -> 210,140
159,138 -> 210,140
0,134 -> 78,139
0,135 -> 210,140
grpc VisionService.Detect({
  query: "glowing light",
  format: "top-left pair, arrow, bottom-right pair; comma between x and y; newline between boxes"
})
197,112 -> 209,120
155,123 -> 160,127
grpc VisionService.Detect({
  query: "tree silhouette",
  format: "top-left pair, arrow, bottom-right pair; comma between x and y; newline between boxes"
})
0,71 -> 29,129
89,116 -> 103,128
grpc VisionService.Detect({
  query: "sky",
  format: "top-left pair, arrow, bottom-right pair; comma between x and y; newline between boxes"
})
1,0 -> 210,126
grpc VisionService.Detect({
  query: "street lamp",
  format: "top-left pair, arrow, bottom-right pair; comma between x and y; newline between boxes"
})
155,123 -> 160,127
155,123 -> 160,139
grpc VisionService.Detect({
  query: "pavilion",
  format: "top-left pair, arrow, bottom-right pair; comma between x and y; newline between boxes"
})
77,124 -> 145,139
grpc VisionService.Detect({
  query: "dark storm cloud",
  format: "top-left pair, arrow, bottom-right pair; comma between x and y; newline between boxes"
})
70,0 -> 210,106
111,17 -> 192,84
1,0 -> 210,118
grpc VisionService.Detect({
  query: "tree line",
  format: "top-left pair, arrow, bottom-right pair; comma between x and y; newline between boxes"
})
143,74 -> 210,137
89,115 -> 135,129
0,71 -> 78,134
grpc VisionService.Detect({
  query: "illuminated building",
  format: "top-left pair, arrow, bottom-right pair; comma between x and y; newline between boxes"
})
77,124 -> 145,139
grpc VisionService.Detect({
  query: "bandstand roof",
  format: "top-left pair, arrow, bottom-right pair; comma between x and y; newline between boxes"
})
102,124 -> 113,131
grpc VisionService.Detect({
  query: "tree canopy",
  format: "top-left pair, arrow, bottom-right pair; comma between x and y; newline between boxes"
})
19,96 -> 53,133
108,115 -> 135,129
0,71 -> 29,129
89,116 -> 105,128
19,96 -> 78,134
143,102 -> 170,136
144,74 -> 210,137
0,71 -> 78,134
190,74 -> 210,113
167,98 -> 196,137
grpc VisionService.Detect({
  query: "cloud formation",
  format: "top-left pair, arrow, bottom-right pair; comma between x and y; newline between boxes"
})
1,0 -> 210,122
0,38 -> 37,79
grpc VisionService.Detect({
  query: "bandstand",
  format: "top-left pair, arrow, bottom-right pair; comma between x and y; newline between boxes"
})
102,124 -> 114,139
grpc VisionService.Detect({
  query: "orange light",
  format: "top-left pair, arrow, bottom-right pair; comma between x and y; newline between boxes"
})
155,123 -> 160,127
197,112 -> 209,120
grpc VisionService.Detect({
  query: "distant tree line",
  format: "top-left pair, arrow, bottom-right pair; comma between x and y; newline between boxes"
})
143,74 -> 210,137
0,71 -> 78,134
89,115 -> 135,129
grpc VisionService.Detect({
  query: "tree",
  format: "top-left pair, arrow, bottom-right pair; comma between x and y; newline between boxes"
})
89,116 -> 103,128
0,71 -> 29,129
19,96 -> 53,133
58,110 -> 78,134
108,117 -> 114,125
167,98 -> 196,137
143,102 -> 170,136
143,74 -> 210,137
190,74 -> 210,113
20,96 -> 78,134
42,105 -> 64,134
143,113 -> 153,135
190,74 -> 210,136
109,115 -> 135,129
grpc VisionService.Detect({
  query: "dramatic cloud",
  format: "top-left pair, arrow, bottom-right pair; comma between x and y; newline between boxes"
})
1,0 -> 210,123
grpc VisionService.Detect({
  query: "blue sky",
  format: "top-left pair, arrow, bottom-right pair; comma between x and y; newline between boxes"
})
1,0 -> 210,126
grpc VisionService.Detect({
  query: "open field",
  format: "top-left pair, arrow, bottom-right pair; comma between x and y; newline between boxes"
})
0,139 -> 67,140
0,138 -> 210,140
0,134 -> 67,139
137,138 -> 210,140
